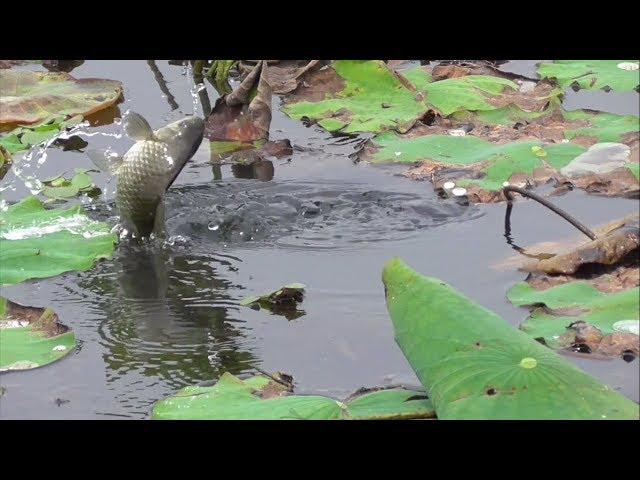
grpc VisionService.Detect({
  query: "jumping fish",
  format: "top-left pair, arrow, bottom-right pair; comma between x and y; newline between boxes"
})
88,112 -> 204,238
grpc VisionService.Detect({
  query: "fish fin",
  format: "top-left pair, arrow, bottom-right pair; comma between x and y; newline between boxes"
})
123,112 -> 154,141
86,149 -> 123,175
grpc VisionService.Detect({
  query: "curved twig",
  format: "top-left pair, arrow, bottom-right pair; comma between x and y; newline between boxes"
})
503,185 -> 597,241
147,60 -> 179,111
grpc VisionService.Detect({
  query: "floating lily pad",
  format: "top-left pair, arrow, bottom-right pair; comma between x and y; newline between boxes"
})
283,60 -> 429,134
0,196 -> 117,285
382,257 -> 639,419
401,67 -> 562,125
0,70 -> 122,125
0,114 -> 85,154
40,169 -> 100,200
368,133 -> 585,201
537,60 -> 640,92
0,297 -> 76,371
152,372 -> 435,420
508,281 -> 639,357
563,110 -> 639,143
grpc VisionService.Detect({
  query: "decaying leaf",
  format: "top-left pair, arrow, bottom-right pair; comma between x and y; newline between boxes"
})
152,371 -> 436,420
0,297 -> 76,371
203,61 -> 293,168
261,60 -> 321,94
524,214 -> 639,275
0,70 -> 123,125
204,61 -> 272,142
240,283 -> 306,320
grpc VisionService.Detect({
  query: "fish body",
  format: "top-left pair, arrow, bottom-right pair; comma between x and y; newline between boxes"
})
88,112 -> 204,238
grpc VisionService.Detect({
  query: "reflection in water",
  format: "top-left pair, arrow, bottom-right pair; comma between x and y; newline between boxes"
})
77,243 -> 256,411
231,160 -> 274,182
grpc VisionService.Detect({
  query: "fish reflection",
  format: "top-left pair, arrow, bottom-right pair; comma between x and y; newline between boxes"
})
231,160 -> 274,182
78,244 -> 256,409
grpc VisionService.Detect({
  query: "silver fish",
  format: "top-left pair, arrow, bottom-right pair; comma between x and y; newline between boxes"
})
88,112 -> 204,238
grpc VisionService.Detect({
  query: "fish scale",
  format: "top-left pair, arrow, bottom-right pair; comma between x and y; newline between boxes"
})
117,141 -> 174,234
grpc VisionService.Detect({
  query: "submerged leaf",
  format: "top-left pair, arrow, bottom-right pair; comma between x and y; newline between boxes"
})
0,196 -> 117,285
382,257 -> 639,419
0,297 -> 76,371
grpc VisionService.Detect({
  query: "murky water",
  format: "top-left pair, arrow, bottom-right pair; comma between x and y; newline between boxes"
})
1,61 -> 638,419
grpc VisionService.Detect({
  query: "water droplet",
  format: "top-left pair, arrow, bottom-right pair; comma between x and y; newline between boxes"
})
617,62 -> 639,71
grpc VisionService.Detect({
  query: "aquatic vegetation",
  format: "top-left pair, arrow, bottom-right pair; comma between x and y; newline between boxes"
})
284,60 -> 430,134
40,169 -> 100,200
0,297 -> 76,371
0,70 -> 122,125
382,257 -> 639,419
0,196 -> 117,285
152,372 -> 435,420
537,60 -> 640,92
509,281 -> 639,356
241,283 -> 306,320
0,115 -> 84,154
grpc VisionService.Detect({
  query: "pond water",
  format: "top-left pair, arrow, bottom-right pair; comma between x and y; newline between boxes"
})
0,61 -> 638,419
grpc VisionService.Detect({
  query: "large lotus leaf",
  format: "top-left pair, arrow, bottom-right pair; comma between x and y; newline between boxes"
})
537,60 -> 639,92
370,133 -> 585,192
508,281 -> 639,349
0,196 -> 117,285
152,372 -> 435,420
0,297 -> 75,371
283,60 -> 429,134
382,257 -> 639,419
563,110 -> 639,143
0,70 -> 122,125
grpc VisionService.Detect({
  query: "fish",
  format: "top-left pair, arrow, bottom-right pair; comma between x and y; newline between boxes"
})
87,112 -> 204,238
